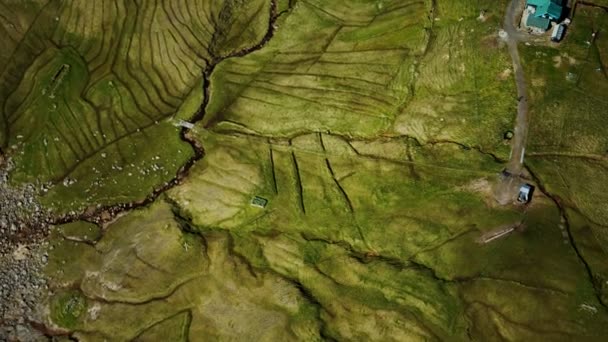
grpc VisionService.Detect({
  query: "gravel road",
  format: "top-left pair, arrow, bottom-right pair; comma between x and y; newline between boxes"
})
503,0 -> 530,174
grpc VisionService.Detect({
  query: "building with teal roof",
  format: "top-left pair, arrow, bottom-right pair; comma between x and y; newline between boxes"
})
526,0 -> 564,30
526,15 -> 551,31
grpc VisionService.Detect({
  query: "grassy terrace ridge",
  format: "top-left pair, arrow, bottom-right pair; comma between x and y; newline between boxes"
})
0,0 -> 272,214
203,0 -> 516,158
0,0 -> 605,340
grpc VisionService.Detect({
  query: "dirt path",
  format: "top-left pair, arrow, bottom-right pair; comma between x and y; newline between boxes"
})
477,223 -> 522,243
503,0 -> 530,174
493,0 -> 533,205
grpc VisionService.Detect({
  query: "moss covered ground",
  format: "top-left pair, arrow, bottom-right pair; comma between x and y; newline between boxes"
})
0,0 -> 607,340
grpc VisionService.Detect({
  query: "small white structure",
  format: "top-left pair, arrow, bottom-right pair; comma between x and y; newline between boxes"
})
551,24 -> 566,42
517,184 -> 534,203
173,119 -> 195,130
250,196 -> 268,208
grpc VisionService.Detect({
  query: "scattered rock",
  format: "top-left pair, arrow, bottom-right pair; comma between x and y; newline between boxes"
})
0,159 -> 51,340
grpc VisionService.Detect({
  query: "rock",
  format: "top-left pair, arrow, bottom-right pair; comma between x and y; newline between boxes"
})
100,211 -> 111,221
0,159 -> 50,340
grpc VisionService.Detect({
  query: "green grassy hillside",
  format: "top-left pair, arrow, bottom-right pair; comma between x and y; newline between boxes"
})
0,0 -> 606,340
523,3 -> 608,302
0,0 -> 271,212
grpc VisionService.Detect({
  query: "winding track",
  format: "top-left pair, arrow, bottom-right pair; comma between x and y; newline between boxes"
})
503,0 -> 530,174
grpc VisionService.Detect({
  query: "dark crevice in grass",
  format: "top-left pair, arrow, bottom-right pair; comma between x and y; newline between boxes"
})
423,139 -> 507,164
58,234 -> 97,248
298,232 -> 422,274
146,1 -> 185,103
215,127 -> 506,164
167,197 -> 212,263
291,151 -> 306,214
122,1 -> 173,115
269,144 -> 279,194
320,132 -> 355,213
525,163 -> 608,312
81,272 -> 203,306
409,228 -> 477,260
296,232 -> 459,340
466,299 -> 578,338
405,138 -> 421,180
324,158 -> 353,213
409,254 -> 576,298
276,0 -> 296,19
267,266 -> 335,341
134,251 -> 167,274
473,276 -> 570,297
4,47 -> 49,130
27,319 -> 77,340
318,132 -> 325,151
298,230 -> 562,291
154,33 -> 190,90
212,129 -> 503,178
261,70 -> 388,87
130,309 -> 193,342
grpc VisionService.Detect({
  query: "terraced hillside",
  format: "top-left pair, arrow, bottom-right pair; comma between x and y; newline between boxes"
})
204,0 -> 516,154
0,0 -> 271,212
1,0 -> 608,341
